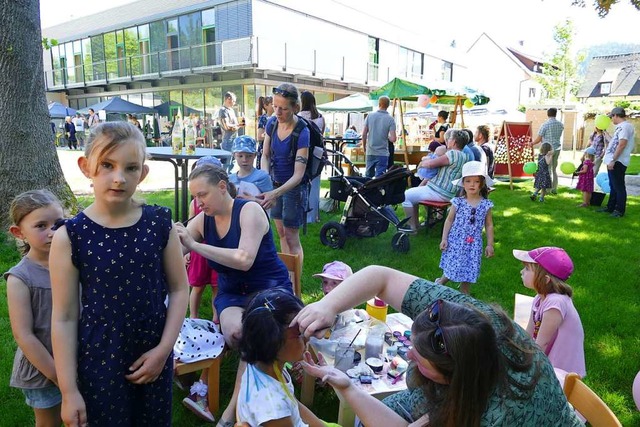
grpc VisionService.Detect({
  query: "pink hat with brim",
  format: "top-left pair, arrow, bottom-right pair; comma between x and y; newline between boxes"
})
313,261 -> 353,281
513,247 -> 574,281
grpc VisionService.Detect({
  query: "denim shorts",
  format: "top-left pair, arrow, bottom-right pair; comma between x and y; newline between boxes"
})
271,183 -> 308,228
22,385 -> 62,409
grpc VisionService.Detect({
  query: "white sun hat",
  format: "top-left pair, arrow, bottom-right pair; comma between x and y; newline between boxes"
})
452,160 -> 494,187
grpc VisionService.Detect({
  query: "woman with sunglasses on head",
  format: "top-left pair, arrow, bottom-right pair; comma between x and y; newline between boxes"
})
259,83 -> 309,264
294,266 -> 582,427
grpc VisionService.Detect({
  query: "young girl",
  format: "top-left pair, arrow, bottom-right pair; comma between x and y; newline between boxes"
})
513,247 -> 586,377
575,147 -> 595,207
50,122 -> 189,426
437,161 -> 495,295
229,135 -> 273,201
236,288 -> 326,427
5,190 -> 64,427
531,142 -> 553,202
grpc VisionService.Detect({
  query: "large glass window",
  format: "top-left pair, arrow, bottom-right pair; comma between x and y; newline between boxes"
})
179,12 -> 202,68
202,8 -> 215,27
103,31 -> 117,78
138,24 -> 149,40
81,38 -> 93,82
149,21 -> 166,72
205,87 -> 222,144
125,27 -> 140,75
167,18 -> 178,34
90,35 -> 105,80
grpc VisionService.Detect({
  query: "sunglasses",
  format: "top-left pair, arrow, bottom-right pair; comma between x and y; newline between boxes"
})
272,87 -> 296,99
428,299 -> 448,355
469,207 -> 476,225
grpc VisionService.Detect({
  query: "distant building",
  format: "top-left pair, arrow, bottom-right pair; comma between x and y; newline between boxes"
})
41,0 -> 463,137
577,52 -> 640,103
465,33 -> 546,110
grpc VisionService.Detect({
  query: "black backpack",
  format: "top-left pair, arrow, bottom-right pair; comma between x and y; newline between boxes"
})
268,115 -> 327,184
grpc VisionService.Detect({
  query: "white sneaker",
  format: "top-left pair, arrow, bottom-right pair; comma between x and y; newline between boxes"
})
182,381 -> 215,423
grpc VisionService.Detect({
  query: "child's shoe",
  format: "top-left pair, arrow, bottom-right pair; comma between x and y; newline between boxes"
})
182,380 -> 215,423
529,193 -> 536,201
538,197 -> 544,203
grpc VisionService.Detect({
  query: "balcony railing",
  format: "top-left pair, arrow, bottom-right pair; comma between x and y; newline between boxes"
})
44,36 -> 422,91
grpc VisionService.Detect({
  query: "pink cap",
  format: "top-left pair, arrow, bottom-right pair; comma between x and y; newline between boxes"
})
313,261 -> 353,281
513,247 -> 574,281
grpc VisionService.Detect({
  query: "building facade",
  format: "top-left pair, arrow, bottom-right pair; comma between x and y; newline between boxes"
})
42,0 -> 461,137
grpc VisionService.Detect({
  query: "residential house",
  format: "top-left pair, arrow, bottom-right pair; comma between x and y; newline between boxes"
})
577,52 -> 640,103
465,33 -> 545,110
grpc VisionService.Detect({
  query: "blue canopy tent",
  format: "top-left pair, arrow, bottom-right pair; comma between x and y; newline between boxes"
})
48,102 -> 77,118
80,97 -> 156,115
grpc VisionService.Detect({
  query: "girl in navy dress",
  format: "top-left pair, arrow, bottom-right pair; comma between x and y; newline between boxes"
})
437,161 -> 495,295
531,142 -> 553,202
50,122 -> 189,427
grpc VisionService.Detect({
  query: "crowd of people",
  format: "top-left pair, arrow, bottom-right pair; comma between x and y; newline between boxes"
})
5,87 -> 634,426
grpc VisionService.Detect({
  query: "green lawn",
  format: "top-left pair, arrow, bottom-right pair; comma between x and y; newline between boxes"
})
1,180 -> 640,426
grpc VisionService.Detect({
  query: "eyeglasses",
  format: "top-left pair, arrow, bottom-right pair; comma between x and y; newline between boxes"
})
272,87 -> 296,99
428,300 -> 448,355
469,207 -> 476,225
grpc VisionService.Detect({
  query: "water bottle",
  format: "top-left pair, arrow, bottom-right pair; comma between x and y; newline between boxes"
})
172,109 -> 184,154
185,118 -> 196,155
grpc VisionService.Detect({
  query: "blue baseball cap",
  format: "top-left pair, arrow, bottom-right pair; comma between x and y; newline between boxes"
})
195,155 -> 222,168
232,135 -> 257,154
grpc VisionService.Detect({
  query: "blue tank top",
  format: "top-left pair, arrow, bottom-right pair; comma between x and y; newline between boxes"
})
203,199 -> 291,294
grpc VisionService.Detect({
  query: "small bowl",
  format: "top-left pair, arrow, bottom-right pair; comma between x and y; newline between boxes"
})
366,357 -> 383,373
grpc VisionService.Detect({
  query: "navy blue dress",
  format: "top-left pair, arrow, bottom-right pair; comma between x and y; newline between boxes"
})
204,199 -> 292,315
65,205 -> 173,426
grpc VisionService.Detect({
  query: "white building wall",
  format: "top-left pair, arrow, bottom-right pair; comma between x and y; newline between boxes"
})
253,1 -> 370,82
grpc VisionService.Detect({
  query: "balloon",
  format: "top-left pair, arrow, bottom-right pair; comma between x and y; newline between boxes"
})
523,161 -> 538,174
633,371 -> 640,411
594,114 -> 611,130
464,99 -> 474,109
596,171 -> 610,193
417,94 -> 429,108
430,95 -> 438,104
560,162 -> 576,175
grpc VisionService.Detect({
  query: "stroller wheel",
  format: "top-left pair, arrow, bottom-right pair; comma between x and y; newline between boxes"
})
391,232 -> 410,253
320,221 -> 347,249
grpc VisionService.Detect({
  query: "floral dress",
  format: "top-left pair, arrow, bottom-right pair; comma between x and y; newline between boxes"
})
439,197 -> 493,283
576,159 -> 594,193
534,154 -> 552,190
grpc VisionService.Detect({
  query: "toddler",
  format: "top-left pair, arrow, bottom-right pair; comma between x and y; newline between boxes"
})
437,161 -> 495,295
530,142 -> 553,202
5,190 -> 64,426
513,247 -> 586,377
416,141 -> 447,185
575,146 -> 595,207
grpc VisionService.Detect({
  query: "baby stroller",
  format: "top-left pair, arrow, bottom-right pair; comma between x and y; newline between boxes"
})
320,150 -> 413,253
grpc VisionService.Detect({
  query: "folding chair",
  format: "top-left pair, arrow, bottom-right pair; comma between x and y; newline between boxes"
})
278,252 -> 302,297
563,372 -> 622,427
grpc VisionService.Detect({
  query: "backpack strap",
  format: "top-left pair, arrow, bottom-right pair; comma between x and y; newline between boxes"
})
289,117 -> 307,159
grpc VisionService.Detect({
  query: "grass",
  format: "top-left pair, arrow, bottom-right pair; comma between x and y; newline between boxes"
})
2,180 -> 640,426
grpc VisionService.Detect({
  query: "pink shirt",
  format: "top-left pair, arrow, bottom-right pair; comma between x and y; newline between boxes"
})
531,293 -> 586,377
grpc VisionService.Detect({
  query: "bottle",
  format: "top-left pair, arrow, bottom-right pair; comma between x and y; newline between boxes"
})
172,109 -> 184,154
324,126 -> 331,138
364,325 -> 385,360
185,118 -> 196,155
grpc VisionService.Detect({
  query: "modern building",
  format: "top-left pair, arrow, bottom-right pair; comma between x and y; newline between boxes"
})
41,0 -> 462,137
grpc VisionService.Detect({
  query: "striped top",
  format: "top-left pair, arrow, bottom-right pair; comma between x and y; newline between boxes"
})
427,150 -> 466,200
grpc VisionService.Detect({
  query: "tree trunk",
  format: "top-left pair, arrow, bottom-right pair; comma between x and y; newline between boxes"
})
0,0 -> 76,228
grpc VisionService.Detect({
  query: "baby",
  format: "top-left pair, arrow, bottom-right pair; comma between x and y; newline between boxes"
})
416,141 -> 447,184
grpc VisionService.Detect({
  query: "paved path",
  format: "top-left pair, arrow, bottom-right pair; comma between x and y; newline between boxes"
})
56,148 -> 640,196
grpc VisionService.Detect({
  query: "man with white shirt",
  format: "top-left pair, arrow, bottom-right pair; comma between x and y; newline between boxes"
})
72,113 -> 85,147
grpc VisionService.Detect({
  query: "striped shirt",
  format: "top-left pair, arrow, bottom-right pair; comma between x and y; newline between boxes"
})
538,118 -> 564,150
427,150 -> 466,200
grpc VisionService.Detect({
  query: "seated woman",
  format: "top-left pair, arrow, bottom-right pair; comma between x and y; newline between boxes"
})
400,129 -> 467,233
176,164 -> 292,427
294,266 -> 583,427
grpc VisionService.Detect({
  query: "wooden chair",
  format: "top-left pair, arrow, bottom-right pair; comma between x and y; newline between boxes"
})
563,372 -> 622,427
174,253 -> 301,414
418,200 -> 451,234
278,252 -> 302,297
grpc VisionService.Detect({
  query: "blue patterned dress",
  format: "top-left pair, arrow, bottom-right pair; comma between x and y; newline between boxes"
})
439,197 -> 493,283
534,154 -> 552,190
64,205 -> 173,426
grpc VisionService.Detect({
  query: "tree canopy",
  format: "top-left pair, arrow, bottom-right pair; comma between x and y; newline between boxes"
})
571,0 -> 640,17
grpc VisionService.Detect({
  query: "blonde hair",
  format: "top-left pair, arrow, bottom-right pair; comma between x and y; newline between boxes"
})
84,122 -> 147,176
9,189 -> 62,255
539,143 -> 552,156
525,262 -> 573,297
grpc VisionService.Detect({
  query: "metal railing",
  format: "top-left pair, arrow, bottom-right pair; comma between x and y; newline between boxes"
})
44,36 -> 425,91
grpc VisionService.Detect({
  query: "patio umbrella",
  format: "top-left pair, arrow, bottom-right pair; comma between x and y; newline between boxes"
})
317,93 -> 374,112
48,102 -> 77,118
368,77 -> 430,101
80,97 -> 156,115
